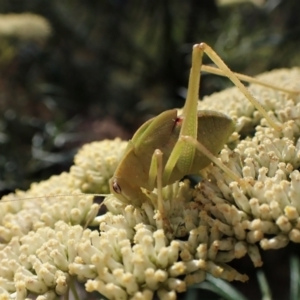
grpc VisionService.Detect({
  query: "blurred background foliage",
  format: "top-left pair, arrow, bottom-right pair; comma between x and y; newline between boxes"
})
0,0 -> 300,299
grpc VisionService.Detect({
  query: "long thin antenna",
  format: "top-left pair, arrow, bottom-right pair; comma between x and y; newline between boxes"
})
0,193 -> 108,203
201,65 -> 299,95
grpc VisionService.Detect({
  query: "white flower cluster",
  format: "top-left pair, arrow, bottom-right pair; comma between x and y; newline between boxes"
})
74,182 -> 248,300
0,182 -> 249,299
0,172 -> 99,245
70,138 -> 128,194
196,68 -> 300,251
0,13 -> 51,40
0,221 -> 87,299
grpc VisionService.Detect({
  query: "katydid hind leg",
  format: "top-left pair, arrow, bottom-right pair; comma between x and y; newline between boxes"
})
181,135 -> 241,183
198,43 -> 281,131
164,44 -> 204,183
164,42 -> 282,186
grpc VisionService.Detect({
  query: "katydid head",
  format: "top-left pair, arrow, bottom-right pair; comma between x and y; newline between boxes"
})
109,176 -> 148,206
110,177 -> 128,203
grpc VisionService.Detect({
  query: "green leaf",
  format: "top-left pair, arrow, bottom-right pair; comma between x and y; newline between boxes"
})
192,274 -> 249,300
257,270 -> 272,300
290,255 -> 300,300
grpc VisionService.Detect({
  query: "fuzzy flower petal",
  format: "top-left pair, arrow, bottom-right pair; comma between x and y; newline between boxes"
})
0,173 -> 99,243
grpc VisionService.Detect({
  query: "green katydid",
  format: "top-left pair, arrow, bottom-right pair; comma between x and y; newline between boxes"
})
109,42 -> 294,226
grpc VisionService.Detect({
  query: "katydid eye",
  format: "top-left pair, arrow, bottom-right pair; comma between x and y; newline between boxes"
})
113,182 -> 122,194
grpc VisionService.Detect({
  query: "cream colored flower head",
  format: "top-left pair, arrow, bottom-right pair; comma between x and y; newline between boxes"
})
196,68 -> 300,250
0,13 -> 51,40
70,138 -> 128,194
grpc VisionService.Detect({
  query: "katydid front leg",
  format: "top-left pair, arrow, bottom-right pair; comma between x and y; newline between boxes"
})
149,148 -> 174,232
